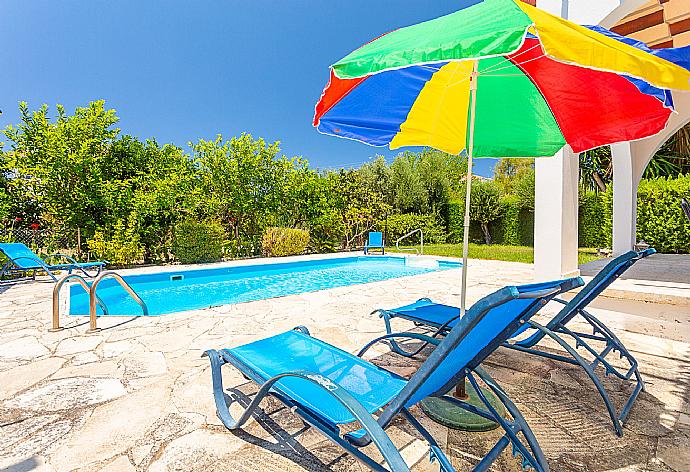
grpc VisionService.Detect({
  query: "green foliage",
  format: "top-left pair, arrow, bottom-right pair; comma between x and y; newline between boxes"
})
635,175 -> 690,253
171,220 -> 225,264
578,192 -> 607,248
513,168 -> 535,211
445,198 -> 465,244
3,101 -> 120,236
262,227 -> 310,257
387,149 -> 466,214
444,194 -> 486,245
579,146 -> 612,192
88,220 -> 145,267
334,169 -> 391,249
601,187 -> 614,248
496,195 -> 521,246
493,159 -> 534,194
384,213 -> 446,245
191,134 -> 291,256
469,180 -> 504,244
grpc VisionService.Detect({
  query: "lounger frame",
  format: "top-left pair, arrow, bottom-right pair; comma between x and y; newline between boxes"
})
376,249 -> 655,437
205,278 -> 581,471
0,244 -> 105,282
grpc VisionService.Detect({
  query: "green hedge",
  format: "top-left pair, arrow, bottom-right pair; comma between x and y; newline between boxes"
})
636,175 -> 690,253
171,220 -> 224,264
385,213 -> 446,244
445,199 -> 483,243
88,219 -> 145,267
262,227 -> 310,257
579,191 -> 607,248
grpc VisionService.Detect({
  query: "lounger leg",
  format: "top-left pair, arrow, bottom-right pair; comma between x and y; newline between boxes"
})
204,349 -> 262,429
376,310 -> 415,357
568,311 -> 646,429
470,367 -> 549,472
525,321 -> 626,437
432,368 -> 548,471
401,408 -> 456,472
206,348 -> 412,472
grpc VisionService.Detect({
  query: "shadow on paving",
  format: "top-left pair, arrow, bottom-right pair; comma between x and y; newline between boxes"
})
214,337 -> 690,472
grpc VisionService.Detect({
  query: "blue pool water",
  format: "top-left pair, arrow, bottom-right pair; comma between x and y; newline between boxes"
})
69,256 -> 461,316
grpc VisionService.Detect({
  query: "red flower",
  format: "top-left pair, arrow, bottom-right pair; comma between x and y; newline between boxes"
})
14,217 -> 22,222
30,223 -> 40,230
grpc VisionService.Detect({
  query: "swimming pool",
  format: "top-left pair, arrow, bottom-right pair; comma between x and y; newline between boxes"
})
69,256 -> 461,316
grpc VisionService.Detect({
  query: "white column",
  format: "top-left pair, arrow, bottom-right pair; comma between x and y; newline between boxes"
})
611,142 -> 638,256
534,148 -> 580,281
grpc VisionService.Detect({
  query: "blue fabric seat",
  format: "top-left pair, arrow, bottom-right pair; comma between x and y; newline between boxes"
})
364,231 -> 385,255
375,249 -> 655,437
205,276 -> 582,472
227,330 -> 407,424
0,243 -> 107,282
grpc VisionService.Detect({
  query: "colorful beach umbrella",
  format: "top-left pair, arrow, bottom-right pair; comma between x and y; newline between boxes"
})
313,0 -> 690,314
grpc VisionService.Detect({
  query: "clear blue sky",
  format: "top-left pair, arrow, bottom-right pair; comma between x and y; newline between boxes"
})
0,0 -> 496,176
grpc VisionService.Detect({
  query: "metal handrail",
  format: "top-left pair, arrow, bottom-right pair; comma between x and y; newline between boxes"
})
395,228 -> 424,255
89,271 -> 148,332
51,274 -> 108,332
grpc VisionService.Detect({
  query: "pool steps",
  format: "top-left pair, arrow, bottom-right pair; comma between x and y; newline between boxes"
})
51,271 -> 148,332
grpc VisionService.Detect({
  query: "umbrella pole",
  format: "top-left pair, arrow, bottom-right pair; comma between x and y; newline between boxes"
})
460,60 -> 479,318
421,61 -> 506,433
456,60 -> 479,402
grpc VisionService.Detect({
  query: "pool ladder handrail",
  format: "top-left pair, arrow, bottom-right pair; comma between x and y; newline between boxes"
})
51,274 -> 109,332
88,271 -> 149,331
51,271 -> 149,333
395,228 -> 424,255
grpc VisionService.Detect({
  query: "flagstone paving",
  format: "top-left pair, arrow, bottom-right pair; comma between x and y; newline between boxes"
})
0,256 -> 688,472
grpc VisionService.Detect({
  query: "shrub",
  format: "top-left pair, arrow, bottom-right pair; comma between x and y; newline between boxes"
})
308,211 -> 343,253
578,191 -> 607,248
496,195 -> 521,246
262,227 -> 310,257
384,213 -> 447,245
636,175 -> 690,253
445,197 -> 483,244
488,196 -> 534,247
171,220 -> 224,264
88,220 -> 145,267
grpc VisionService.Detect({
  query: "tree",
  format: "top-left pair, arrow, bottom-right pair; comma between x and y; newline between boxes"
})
334,169 -> 391,249
191,133 -> 291,255
3,101 -> 120,235
579,147 -> 612,192
358,155 -> 392,206
389,152 -> 427,213
469,180 -> 503,245
493,158 -> 534,194
386,148 -> 466,214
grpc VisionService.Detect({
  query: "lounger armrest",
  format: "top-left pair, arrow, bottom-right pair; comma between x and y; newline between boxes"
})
203,349 -> 410,471
357,332 -> 440,358
551,298 -> 568,305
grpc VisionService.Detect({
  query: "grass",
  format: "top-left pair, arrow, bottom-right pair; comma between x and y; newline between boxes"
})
390,243 -> 604,265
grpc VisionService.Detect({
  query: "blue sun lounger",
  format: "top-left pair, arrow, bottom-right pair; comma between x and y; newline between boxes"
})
204,277 -> 581,472
0,242 -> 107,282
374,249 -> 656,437
364,231 -> 385,255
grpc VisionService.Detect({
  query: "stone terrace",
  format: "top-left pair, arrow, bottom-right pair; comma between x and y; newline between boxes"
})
1,256 -> 689,472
